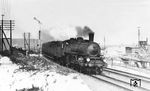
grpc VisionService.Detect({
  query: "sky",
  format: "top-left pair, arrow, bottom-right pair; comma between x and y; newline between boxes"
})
1,0 -> 150,45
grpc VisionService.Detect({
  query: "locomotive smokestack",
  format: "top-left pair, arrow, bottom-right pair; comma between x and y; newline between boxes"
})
89,32 -> 94,41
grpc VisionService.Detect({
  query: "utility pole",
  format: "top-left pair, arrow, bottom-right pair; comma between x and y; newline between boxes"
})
38,30 -> 41,55
24,32 -> 30,53
10,20 -> 12,54
24,33 -> 26,50
138,27 -> 140,47
28,32 -> 30,52
1,14 -> 4,52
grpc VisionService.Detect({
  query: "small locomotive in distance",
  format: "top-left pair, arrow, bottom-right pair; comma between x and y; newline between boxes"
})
42,29 -> 107,74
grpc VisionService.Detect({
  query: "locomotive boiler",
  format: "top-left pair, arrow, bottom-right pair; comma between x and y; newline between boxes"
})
42,33 -> 107,74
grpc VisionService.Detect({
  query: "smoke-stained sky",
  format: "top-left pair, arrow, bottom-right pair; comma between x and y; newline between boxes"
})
1,0 -> 150,45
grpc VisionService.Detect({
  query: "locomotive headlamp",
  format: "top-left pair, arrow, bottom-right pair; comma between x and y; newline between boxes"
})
78,57 -> 84,61
86,58 -> 90,62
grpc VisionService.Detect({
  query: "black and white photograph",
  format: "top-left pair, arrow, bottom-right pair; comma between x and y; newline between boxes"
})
0,0 -> 150,91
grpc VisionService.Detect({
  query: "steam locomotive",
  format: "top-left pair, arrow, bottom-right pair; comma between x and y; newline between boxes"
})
42,32 -> 107,74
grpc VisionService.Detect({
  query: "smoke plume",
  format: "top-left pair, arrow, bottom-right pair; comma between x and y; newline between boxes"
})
41,26 -> 77,43
76,26 -> 94,37
41,25 -> 94,43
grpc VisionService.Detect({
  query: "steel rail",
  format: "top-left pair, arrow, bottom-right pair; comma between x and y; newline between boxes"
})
92,74 -> 149,91
90,75 -> 132,91
104,67 -> 150,82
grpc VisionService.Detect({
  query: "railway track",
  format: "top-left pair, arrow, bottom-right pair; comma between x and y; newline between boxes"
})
104,68 -> 150,90
91,67 -> 150,91
90,75 -> 132,91
92,74 -> 149,91
104,67 -> 150,82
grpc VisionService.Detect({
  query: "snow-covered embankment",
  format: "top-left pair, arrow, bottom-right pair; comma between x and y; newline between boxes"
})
0,56 -> 91,91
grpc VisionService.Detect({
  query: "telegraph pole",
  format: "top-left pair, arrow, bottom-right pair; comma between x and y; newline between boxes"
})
104,36 -> 106,49
24,33 -> 26,50
28,32 -> 30,52
24,32 -> 30,55
1,14 -> 4,52
138,27 -> 140,47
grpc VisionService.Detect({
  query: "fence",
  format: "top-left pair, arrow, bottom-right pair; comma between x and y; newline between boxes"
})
105,57 -> 150,70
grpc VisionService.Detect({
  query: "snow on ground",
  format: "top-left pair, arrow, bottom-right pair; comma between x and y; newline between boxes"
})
0,56 -> 91,91
0,55 -> 133,91
2,44 -> 150,91
80,74 -> 129,91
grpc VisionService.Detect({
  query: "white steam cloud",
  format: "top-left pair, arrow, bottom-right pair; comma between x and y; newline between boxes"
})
50,26 -> 77,40
41,25 -> 77,43
41,25 -> 94,43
